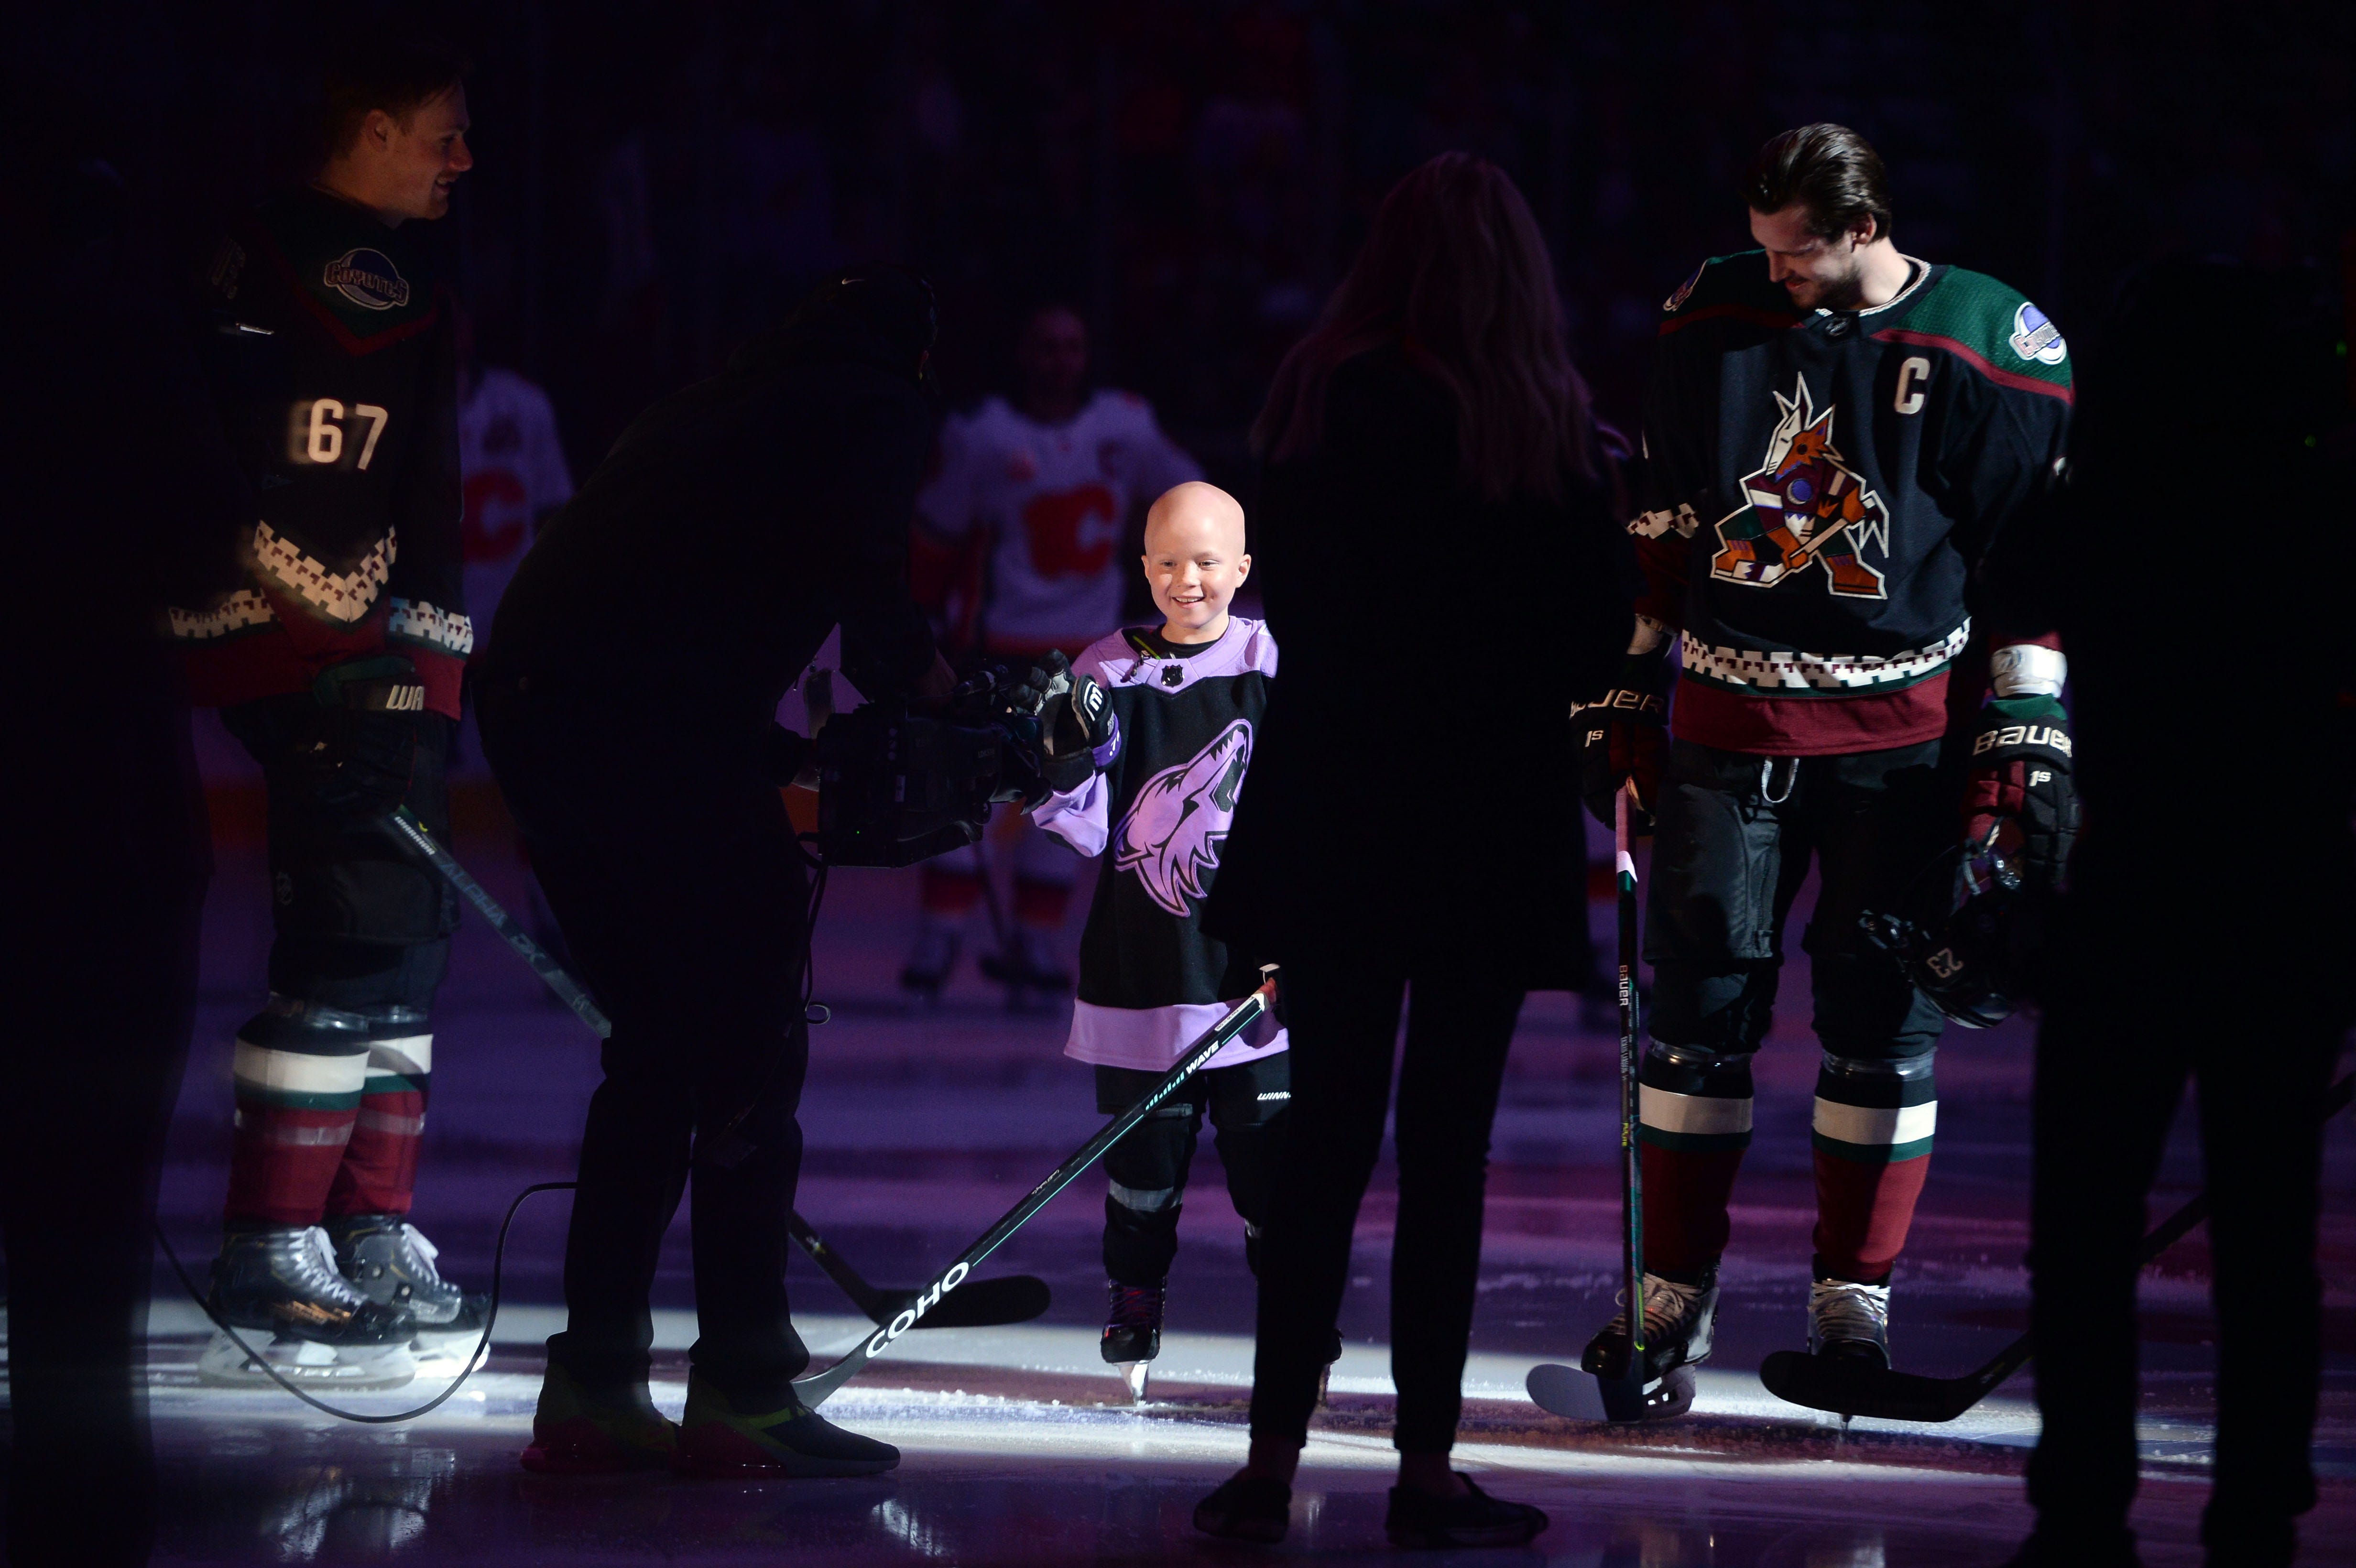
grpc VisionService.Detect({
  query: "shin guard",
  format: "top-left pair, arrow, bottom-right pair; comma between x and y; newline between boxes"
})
1810,1051 -> 1937,1282
327,1009 -> 432,1218
224,996 -> 371,1227
1636,1041 -> 1755,1275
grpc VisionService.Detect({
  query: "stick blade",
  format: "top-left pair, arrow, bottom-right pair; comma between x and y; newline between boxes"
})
1525,1362 -> 1610,1421
1757,1349 -> 1984,1423
884,1275 -> 1052,1329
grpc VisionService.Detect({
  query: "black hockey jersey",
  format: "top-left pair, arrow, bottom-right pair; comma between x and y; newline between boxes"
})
1033,618 -> 1287,1071
172,187 -> 467,716
1632,250 -> 2072,754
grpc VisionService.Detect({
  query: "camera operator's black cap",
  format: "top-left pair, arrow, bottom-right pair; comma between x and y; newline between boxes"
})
741,262 -> 938,384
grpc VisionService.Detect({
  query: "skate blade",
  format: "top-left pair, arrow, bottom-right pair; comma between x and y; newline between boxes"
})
196,1329 -> 417,1391
409,1332 -> 492,1377
1114,1361 -> 1151,1404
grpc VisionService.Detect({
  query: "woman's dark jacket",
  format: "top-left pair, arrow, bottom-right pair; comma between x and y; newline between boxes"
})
1204,344 -> 1633,983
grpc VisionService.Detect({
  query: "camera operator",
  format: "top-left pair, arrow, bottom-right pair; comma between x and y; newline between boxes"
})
476,267 -> 951,1479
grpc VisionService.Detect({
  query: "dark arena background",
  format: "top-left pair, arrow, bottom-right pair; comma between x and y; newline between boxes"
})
6,2 -> 2355,1565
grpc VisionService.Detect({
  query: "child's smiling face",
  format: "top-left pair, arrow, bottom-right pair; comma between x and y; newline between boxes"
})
1143,482 -> 1251,643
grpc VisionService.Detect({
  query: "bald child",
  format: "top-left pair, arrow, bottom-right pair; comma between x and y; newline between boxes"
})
1031,482 -> 1331,1402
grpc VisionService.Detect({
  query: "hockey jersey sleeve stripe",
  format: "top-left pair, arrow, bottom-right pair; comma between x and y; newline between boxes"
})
1870,328 -> 2075,404
1659,300 -> 1800,338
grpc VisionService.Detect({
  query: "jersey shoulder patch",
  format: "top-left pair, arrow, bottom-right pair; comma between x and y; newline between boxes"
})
1879,267 -> 2072,396
1658,250 -> 1799,337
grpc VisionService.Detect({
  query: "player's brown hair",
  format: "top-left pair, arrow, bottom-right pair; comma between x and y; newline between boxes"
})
321,35 -> 469,158
1745,123 -> 1894,241
1252,152 -> 1595,501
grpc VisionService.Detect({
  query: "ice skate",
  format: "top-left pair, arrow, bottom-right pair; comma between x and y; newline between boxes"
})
1806,1277 -> 1893,1369
671,1372 -> 899,1478
201,1225 -> 418,1389
980,926 -> 1071,1012
1578,1264 -> 1718,1420
1101,1279 -> 1164,1403
328,1214 -> 488,1369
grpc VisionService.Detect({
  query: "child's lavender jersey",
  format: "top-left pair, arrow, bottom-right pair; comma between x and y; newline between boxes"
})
1033,617 -> 1287,1071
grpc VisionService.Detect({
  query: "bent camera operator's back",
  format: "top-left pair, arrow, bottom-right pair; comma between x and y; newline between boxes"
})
480,268 -> 942,725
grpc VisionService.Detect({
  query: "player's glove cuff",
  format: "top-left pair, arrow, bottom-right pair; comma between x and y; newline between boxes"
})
1968,694 -> 2072,770
1575,651 -> 1673,830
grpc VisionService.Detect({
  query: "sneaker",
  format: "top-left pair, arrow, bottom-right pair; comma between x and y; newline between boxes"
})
519,1362 -> 678,1475
1102,1279 -> 1165,1403
671,1372 -> 899,1478
900,922 -> 961,1003
1807,1277 -> 1892,1369
1193,1472 -> 1291,1544
1385,1474 -> 1549,1550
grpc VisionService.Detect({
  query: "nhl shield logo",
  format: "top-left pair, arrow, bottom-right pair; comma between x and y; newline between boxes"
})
323,248 -> 413,311
1710,377 -> 1891,599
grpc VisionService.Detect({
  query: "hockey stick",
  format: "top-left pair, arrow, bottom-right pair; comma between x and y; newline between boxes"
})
1527,787 -> 1660,1422
1758,1068 -> 2356,1423
790,969 -> 1279,1408
382,806 -> 1050,1331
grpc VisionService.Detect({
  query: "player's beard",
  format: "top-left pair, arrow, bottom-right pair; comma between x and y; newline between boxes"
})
1793,257 -> 1868,312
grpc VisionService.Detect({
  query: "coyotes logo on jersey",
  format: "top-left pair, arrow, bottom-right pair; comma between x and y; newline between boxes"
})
1113,719 -> 1252,918
1712,377 -> 1890,599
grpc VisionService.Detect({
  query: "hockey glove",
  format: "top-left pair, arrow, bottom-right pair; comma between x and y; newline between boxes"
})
1008,652 -> 1116,796
307,657 -> 425,825
1961,694 -> 2078,887
1576,650 -> 1673,833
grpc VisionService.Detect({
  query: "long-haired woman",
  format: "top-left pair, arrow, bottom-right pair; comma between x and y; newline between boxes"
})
1193,153 -> 1632,1547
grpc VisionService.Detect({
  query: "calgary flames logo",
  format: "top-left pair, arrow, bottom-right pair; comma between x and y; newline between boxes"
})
1711,378 -> 1890,599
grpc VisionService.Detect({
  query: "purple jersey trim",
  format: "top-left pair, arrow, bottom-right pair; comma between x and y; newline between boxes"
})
1064,998 -> 1288,1073
1082,615 -> 1278,693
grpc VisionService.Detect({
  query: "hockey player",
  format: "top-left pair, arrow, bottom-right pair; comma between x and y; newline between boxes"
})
1027,481 -> 1323,1404
1577,124 -> 2074,1410
170,39 -> 482,1387
903,304 -> 1203,1004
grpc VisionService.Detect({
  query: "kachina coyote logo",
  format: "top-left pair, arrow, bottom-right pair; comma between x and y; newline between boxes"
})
1711,377 -> 1890,599
1114,720 -> 1252,917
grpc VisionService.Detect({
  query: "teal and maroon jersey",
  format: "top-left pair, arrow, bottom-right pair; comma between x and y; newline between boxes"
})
1631,250 -> 2072,755
171,187 -> 467,716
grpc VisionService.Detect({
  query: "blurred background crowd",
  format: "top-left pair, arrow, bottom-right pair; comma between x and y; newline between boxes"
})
20,0 -> 2353,502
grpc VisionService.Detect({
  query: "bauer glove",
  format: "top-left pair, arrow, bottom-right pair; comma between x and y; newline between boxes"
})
306,656 -> 426,825
1576,650 -> 1672,833
1961,694 -> 2079,887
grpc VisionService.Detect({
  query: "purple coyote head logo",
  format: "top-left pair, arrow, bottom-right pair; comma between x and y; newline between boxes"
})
1113,720 -> 1253,917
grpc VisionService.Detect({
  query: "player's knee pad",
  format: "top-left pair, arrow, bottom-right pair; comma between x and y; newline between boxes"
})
1105,1106 -> 1194,1209
1638,1039 -> 1756,1155
232,994 -> 373,1123
1812,1049 -> 1937,1166
362,1006 -> 431,1096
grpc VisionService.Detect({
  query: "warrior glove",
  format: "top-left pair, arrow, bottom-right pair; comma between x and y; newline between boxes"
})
307,657 -> 426,824
1576,645 -> 1673,833
1962,644 -> 2078,887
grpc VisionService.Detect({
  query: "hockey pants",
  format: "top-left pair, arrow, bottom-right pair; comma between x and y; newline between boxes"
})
2028,887 -> 2340,1556
219,695 -> 456,1228
1248,958 -> 1524,1456
1094,1055 -> 1289,1286
481,681 -> 813,1410
1641,738 -> 1950,1283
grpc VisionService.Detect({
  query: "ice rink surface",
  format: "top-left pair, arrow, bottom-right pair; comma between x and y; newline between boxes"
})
107,781 -> 2356,1564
